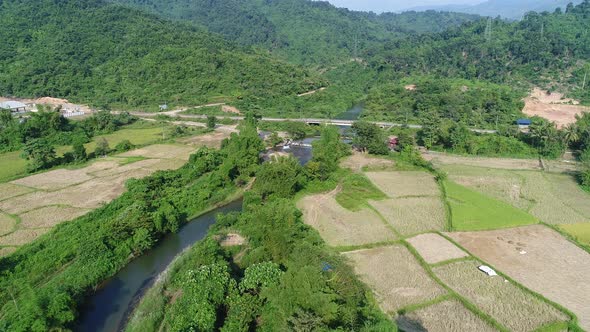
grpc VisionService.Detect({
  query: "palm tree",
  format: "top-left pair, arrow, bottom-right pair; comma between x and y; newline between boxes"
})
563,123 -> 580,145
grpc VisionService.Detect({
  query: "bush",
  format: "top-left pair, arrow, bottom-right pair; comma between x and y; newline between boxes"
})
115,139 -> 135,152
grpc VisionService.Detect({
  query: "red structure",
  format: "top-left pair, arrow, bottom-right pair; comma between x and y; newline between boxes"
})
389,136 -> 399,150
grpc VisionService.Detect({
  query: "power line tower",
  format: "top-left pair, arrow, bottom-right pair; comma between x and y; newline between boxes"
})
485,17 -> 493,42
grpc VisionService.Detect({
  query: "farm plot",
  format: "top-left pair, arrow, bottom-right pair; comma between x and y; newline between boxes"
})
0,228 -> 50,246
0,247 -> 16,258
11,168 -> 94,191
443,165 -> 590,225
406,233 -> 468,265
424,152 -> 542,170
176,131 -> 232,149
371,197 -> 446,236
340,153 -> 395,172
434,260 -> 567,332
396,300 -> 496,332
0,213 -> 17,236
0,183 -> 33,201
118,144 -> 194,160
559,223 -> 590,247
19,206 -> 90,229
343,245 -> 446,313
365,171 -> 440,198
0,151 -> 28,183
448,225 -> 590,330
297,193 -> 397,247
444,180 -> 538,231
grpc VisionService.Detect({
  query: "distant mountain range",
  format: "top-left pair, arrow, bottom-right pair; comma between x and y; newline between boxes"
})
408,0 -> 584,19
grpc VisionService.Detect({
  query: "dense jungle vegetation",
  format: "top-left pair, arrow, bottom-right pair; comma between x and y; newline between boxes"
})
0,0 -> 325,111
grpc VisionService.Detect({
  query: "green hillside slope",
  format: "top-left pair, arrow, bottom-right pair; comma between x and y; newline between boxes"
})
0,0 -> 325,111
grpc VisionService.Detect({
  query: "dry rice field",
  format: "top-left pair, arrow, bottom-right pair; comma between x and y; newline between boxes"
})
434,260 -> 568,332
448,225 -> 590,330
442,164 -> 590,225
343,245 -> 446,314
340,153 -> 395,172
297,192 -> 397,247
424,152 -> 543,170
406,233 -> 468,264
365,171 -> 440,198
176,131 -> 232,149
0,141 -> 202,256
371,197 -> 446,236
396,300 -> 496,332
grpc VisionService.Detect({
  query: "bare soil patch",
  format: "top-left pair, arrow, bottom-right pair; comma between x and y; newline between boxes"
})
11,169 -> 94,191
19,206 -> 90,229
219,233 -> 246,247
371,197 -> 446,236
340,152 -> 395,172
119,144 -> 194,160
298,193 -> 397,247
0,213 -> 17,236
0,183 -> 33,201
343,245 -> 446,314
0,228 -> 50,246
81,160 -> 121,173
396,300 -> 496,332
0,247 -> 17,258
434,259 -> 567,332
365,171 -> 440,198
448,225 -> 590,330
407,233 -> 468,264
221,105 -> 241,114
177,131 -> 231,149
424,152 -> 542,170
523,88 -> 589,128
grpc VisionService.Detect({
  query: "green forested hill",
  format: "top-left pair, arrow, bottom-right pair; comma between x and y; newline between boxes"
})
369,1 -> 590,103
109,0 -> 480,65
0,0 -> 325,110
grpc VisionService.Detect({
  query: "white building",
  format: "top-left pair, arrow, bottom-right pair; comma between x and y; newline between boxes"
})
0,101 -> 27,113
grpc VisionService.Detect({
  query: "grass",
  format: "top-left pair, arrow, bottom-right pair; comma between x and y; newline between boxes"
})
83,127 -> 165,152
370,197 -> 446,236
559,223 -> 590,248
444,180 -> 538,231
335,172 -> 387,211
0,151 -> 28,183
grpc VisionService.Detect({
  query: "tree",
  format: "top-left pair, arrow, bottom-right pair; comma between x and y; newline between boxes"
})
114,139 -> 134,152
207,115 -> 217,129
254,156 -> 305,199
22,138 -> 56,172
95,138 -> 110,157
351,121 -> 389,155
71,140 -> 87,163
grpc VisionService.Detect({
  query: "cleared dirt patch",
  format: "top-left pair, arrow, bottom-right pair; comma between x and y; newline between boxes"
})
219,233 -> 246,247
365,171 -> 440,198
19,206 -> 90,229
407,233 -> 468,264
0,247 -> 17,258
448,225 -> 590,330
0,228 -> 50,246
340,153 -> 395,172
298,194 -> 397,247
434,260 -> 567,332
0,213 -> 17,236
177,131 -> 231,149
119,144 -> 194,160
371,197 -> 446,236
11,168 -> 94,191
344,245 -> 446,314
425,152 -> 542,170
396,300 -> 496,332
523,88 -> 589,128
0,183 -> 33,201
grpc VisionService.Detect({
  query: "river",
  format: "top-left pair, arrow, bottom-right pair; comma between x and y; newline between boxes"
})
76,147 -> 314,332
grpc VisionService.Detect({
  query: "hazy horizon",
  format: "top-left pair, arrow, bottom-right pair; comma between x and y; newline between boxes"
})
322,0 -> 485,13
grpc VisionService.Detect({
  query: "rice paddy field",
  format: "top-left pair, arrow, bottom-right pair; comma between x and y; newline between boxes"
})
365,171 -> 440,198
0,151 -> 28,183
441,164 -> 590,225
396,300 -> 496,332
433,260 -> 568,332
371,197 -> 446,236
0,137 -> 209,256
406,233 -> 468,265
559,223 -> 590,247
343,245 -> 447,314
449,225 -> 590,330
444,180 -> 539,231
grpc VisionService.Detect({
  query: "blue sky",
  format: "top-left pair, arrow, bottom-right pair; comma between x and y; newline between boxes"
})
323,0 -> 484,12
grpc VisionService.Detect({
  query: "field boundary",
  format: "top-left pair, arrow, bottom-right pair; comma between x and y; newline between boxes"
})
542,222 -> 590,255
437,231 -> 582,329
396,293 -> 453,315
335,240 -> 401,253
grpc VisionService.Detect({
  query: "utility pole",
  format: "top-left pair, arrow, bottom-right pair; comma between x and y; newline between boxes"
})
583,68 -> 588,90
485,17 -> 492,42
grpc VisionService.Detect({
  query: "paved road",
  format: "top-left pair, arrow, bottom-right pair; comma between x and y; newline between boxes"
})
130,111 -> 498,134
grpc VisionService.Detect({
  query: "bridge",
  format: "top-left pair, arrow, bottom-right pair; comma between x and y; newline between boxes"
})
129,112 -> 497,134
